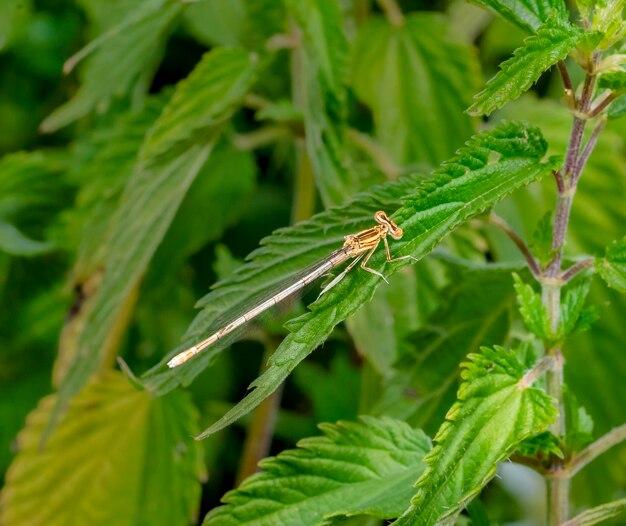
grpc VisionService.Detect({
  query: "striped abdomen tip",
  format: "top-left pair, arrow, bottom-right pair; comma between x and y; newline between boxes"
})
167,346 -> 197,368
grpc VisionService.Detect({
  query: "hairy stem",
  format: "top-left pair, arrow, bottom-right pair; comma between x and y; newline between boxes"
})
574,116 -> 606,186
557,61 -> 573,95
544,59 -> 598,525
561,258 -> 594,282
568,423 -> 626,477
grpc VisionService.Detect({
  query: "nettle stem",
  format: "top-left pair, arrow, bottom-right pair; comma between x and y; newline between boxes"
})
544,56 -> 600,526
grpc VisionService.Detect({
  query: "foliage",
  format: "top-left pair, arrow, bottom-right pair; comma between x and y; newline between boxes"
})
0,373 -> 204,526
203,417 -> 431,525
1,1 -> 626,526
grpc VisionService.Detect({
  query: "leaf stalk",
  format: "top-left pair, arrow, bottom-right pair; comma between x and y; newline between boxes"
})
567,422 -> 626,477
488,213 -> 541,277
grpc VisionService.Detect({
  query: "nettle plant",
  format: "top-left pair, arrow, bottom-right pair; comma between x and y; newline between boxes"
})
2,0 -> 626,525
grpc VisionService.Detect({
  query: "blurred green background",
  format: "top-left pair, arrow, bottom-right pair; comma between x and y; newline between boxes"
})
1,1 -> 625,525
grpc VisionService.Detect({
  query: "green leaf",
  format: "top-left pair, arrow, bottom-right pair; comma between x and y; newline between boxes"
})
393,346 -> 556,525
141,49 -> 258,163
292,353 -> 361,424
346,268 -> 419,378
598,70 -> 626,91
284,0 -> 355,205
371,263 -> 517,431
60,94 -> 168,280
466,499 -> 492,526
469,0 -> 568,33
240,0 -> 286,49
0,221 -> 53,256
515,431 -> 563,458
0,372 -> 204,526
596,236 -> 626,292
0,0 -> 26,51
0,150 -> 70,256
562,497 -> 626,526
202,417 -> 431,525
255,99 -> 303,123
608,94 -> 626,119
564,388 -> 594,452
513,273 -> 549,339
468,19 -> 585,116
145,121 -> 556,438
41,0 -> 183,131
150,142 -> 257,277
559,277 -> 593,336
351,14 -> 478,167
183,0 -> 245,47
0,151 -> 70,222
530,211 -> 557,266
48,48 -> 258,437
589,0 -> 626,48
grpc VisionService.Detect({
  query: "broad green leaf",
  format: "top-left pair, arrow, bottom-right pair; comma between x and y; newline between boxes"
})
60,93 -> 168,281
559,277 -> 593,336
52,96 -> 168,386
596,236 -> 626,292
598,70 -> 626,91
183,0 -> 245,47
240,0 -> 286,49
351,14 -> 478,167
0,221 -> 53,256
530,211 -> 557,266
284,0 -> 355,205
393,346 -> 556,525
0,150 -> 70,256
512,272 -> 549,339
0,372 -> 204,526
564,388 -> 594,452
608,94 -> 626,119
371,263 -> 517,433
141,49 -> 258,163
145,121 -> 557,438
48,48 -> 258,437
589,0 -> 626,48
0,0 -> 28,51
255,100 -> 303,123
469,0 -> 568,33
515,431 -> 563,459
466,500 -> 492,526
468,20 -> 585,116
75,0 -> 142,32
41,0 -> 182,131
562,497 -> 626,526
0,371 -> 50,476
202,417 -> 432,525
346,268 -> 419,378
292,353 -> 361,424
0,151 -> 69,223
149,142 -> 257,281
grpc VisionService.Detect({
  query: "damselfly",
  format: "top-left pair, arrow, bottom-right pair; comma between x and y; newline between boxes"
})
167,211 -> 413,368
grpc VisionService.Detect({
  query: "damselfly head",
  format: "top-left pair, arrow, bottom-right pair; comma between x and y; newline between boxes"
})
374,211 -> 403,240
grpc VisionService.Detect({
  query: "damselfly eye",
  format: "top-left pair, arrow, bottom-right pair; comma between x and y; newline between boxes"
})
389,226 -> 403,240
